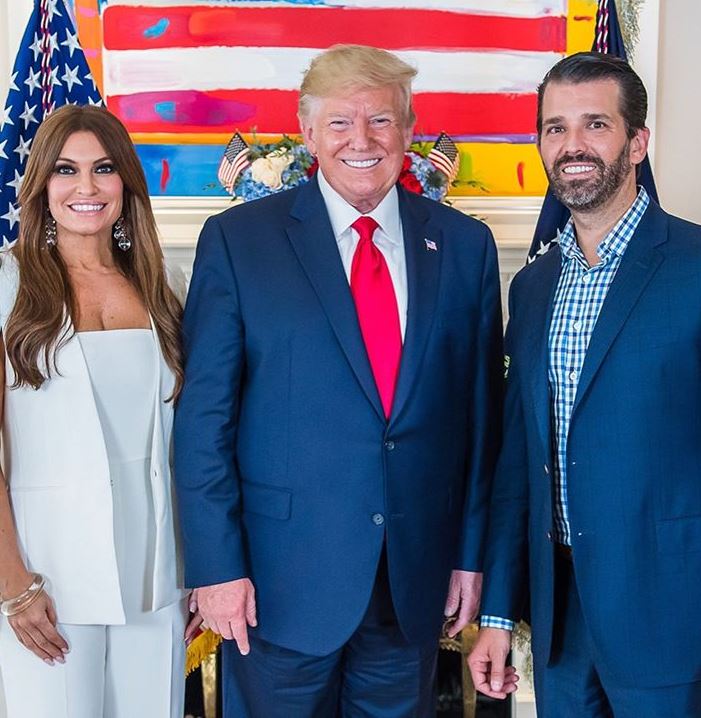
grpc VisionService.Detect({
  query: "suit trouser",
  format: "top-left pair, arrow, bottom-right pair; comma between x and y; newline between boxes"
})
0,597 -> 187,718
223,551 -> 439,718
534,552 -> 701,718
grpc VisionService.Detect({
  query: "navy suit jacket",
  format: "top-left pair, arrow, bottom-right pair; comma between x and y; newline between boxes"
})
173,177 -> 503,656
482,200 -> 701,688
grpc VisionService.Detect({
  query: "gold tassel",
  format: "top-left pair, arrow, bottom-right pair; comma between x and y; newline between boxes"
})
186,628 -> 222,676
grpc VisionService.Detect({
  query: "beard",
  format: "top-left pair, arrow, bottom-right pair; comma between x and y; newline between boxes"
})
545,141 -> 633,212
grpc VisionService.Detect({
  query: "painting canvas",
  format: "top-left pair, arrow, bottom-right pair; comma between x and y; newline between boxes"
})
69,0 -> 597,197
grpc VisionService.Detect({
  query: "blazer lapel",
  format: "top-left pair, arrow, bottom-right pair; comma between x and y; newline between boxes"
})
524,246 -> 562,457
286,178 -> 385,422
59,317 -> 114,475
147,315 -> 182,606
389,188 -> 439,424
571,202 -> 668,417
148,313 -> 173,465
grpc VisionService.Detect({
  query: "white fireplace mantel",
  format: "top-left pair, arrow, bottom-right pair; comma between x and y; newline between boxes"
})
155,196 -> 542,316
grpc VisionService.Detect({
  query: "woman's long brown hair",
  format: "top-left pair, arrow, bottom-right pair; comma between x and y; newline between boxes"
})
4,105 -> 183,399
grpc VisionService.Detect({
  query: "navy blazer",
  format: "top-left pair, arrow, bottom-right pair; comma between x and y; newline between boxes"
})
174,177 -> 503,656
481,200 -> 701,688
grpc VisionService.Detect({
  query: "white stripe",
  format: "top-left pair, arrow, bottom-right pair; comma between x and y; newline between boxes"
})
106,0 -> 567,17
104,47 -> 561,96
218,157 -> 249,186
429,153 -> 456,178
316,0 -> 567,14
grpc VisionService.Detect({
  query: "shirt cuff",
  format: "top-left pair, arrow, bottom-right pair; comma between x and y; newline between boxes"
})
480,615 -> 515,631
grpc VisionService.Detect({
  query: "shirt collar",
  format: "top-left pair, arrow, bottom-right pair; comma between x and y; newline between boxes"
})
317,168 -> 401,244
558,186 -> 650,264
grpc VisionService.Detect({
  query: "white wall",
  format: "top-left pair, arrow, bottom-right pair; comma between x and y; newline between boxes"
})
654,0 -> 701,223
0,0 -> 34,105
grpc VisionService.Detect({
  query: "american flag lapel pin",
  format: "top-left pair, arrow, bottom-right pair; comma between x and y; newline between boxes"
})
424,238 -> 438,252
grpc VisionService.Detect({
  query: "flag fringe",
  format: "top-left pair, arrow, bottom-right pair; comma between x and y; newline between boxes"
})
615,0 -> 643,60
185,629 -> 222,676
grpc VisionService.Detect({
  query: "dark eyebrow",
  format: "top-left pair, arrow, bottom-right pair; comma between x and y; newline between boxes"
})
54,156 -> 112,164
542,116 -> 564,127
582,112 -> 613,122
542,112 -> 613,127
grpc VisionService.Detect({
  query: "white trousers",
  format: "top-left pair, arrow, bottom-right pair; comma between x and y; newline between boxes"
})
0,598 -> 187,718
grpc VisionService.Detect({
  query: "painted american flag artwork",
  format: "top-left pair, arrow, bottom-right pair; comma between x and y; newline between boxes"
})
69,0 -> 597,196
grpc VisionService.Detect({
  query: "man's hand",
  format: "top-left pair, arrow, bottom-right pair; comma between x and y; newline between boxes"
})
194,578 -> 257,655
443,569 -> 482,637
467,627 -> 519,699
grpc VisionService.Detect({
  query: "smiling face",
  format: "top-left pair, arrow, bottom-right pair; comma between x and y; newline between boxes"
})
46,131 -> 124,243
301,85 -> 414,213
538,79 -> 649,213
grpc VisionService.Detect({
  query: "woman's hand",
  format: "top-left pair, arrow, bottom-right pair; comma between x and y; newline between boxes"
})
8,590 -> 69,665
184,589 -> 204,645
184,610 -> 204,646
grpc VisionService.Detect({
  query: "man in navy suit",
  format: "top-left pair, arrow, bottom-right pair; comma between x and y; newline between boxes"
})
469,52 -> 701,717
174,44 -> 502,716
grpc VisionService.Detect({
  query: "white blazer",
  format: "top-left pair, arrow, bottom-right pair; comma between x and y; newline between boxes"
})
0,252 -> 184,625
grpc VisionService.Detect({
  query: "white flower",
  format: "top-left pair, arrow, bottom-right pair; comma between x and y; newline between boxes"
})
250,149 -> 294,190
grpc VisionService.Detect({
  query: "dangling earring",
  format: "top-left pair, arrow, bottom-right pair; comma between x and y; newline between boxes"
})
113,216 -> 131,251
45,212 -> 57,246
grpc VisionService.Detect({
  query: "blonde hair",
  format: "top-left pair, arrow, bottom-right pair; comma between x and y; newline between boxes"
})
5,105 -> 184,399
299,44 -> 417,126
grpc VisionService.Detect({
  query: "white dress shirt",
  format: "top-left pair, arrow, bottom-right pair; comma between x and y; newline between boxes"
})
317,169 -> 408,339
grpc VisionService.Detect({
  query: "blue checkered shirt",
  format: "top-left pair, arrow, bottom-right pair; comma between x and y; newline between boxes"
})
481,187 -> 649,632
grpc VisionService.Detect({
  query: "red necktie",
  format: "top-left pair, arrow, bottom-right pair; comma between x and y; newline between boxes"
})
350,216 -> 402,419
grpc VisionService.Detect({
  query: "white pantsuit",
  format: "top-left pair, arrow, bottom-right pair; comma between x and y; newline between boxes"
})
0,253 -> 187,717
0,600 -> 186,718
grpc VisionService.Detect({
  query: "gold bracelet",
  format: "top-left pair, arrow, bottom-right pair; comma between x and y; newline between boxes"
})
0,573 -> 46,617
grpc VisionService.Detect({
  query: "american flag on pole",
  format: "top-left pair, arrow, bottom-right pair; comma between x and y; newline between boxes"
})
79,0 -> 595,196
527,0 -> 658,262
217,131 -> 249,194
428,133 -> 460,184
0,0 -> 103,246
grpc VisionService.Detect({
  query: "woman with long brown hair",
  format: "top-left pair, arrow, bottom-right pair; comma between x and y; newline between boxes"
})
0,105 -> 187,717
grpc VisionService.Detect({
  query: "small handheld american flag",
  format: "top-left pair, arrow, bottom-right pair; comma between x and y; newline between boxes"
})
428,132 -> 460,184
217,131 -> 250,194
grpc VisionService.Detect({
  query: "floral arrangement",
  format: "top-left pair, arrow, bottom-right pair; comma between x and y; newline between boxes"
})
399,150 -> 448,201
234,136 -> 316,202
222,134 -> 454,203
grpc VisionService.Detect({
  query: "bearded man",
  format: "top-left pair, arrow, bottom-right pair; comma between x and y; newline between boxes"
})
469,52 -> 701,717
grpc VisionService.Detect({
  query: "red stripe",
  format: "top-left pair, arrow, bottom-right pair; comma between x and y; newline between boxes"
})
103,6 -> 566,52
429,155 -> 457,180
218,153 -> 250,187
108,90 -> 537,136
160,159 -> 170,192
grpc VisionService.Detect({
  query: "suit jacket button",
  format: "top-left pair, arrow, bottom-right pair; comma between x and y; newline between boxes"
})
544,464 -> 549,475
384,440 -> 395,451
546,531 -> 553,541
372,513 -> 385,526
